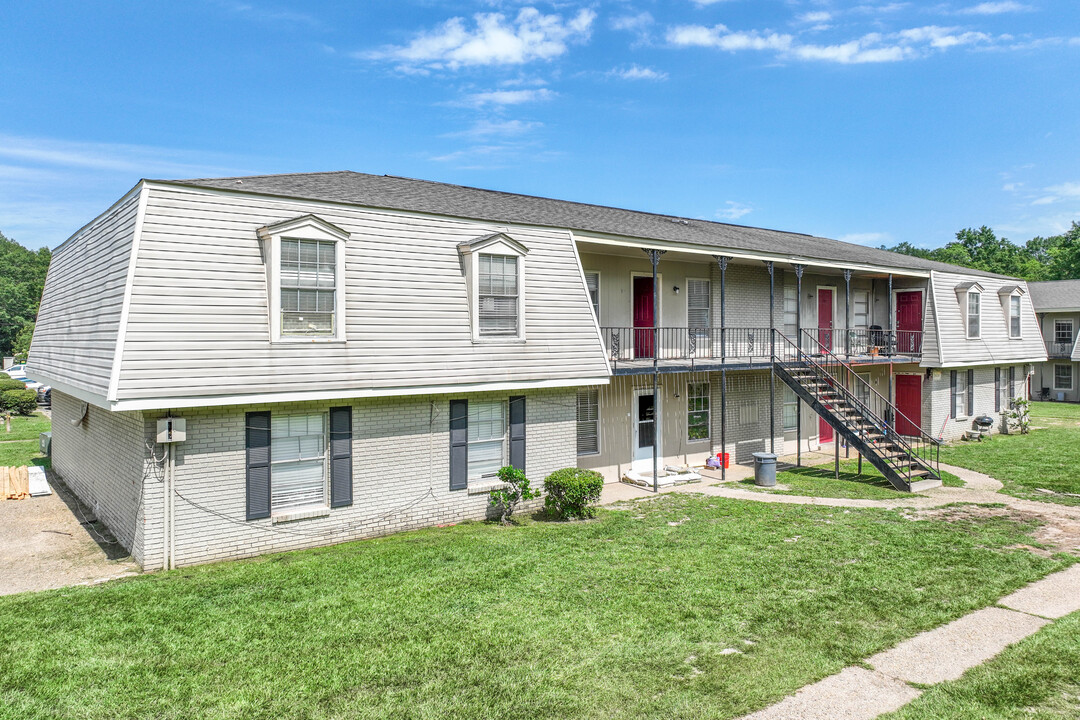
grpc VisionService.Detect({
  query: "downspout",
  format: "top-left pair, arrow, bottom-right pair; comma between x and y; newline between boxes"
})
767,261 -> 776,454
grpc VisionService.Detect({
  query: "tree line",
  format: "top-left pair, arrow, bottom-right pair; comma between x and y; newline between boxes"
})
882,222 -> 1080,281
0,231 -> 51,360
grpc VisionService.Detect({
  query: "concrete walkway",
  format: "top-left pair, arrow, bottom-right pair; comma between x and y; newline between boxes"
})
599,462 -> 1080,719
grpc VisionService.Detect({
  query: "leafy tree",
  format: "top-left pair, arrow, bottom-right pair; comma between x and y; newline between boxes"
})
0,231 -> 51,356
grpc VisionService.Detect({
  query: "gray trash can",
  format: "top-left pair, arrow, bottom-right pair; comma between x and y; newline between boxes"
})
752,452 -> 778,487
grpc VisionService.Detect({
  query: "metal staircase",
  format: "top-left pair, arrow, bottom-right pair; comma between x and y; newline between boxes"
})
773,330 -> 942,492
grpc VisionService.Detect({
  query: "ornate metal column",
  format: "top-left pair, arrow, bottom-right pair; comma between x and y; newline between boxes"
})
793,264 -> 805,466
714,255 -> 730,481
766,260 -> 776,454
644,248 -> 666,492
843,269 -> 853,359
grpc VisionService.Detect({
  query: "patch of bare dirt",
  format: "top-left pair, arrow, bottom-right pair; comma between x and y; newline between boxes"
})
912,504 -> 1080,556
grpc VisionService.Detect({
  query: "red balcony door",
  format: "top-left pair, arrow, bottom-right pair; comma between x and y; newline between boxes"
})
819,417 -> 833,443
894,374 -> 922,436
633,276 -> 654,359
896,291 -> 923,354
817,288 -> 834,350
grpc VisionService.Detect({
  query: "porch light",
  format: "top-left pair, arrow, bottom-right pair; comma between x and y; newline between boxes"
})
673,285 -> 680,294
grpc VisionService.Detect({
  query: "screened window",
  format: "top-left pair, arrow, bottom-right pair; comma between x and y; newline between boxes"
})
1055,364 -> 1073,390
478,254 -> 519,336
576,388 -> 599,456
270,414 -> 326,512
687,382 -> 710,441
280,239 -> 336,336
783,284 -> 798,337
967,292 -> 981,338
585,272 -> 600,321
782,386 -> 798,432
853,290 -> 870,329
468,400 -> 506,478
953,370 -> 966,417
687,279 -> 711,338
1009,295 -> 1022,338
1055,320 -> 1073,345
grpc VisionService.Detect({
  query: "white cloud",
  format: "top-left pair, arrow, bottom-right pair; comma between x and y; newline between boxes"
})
0,134 -> 235,177
443,119 -> 543,138
689,0 -> 737,6
457,88 -> 556,107
608,64 -> 668,80
667,25 -> 794,52
838,232 -> 891,245
361,7 -> 595,70
897,25 -> 991,49
716,201 -> 753,221
958,2 -> 1033,15
1031,181 -> 1080,205
611,12 -> 653,33
796,11 -> 832,24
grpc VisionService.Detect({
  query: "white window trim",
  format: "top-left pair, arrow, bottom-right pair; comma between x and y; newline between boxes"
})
576,387 -> 601,456
1054,364 -> 1073,391
966,291 -> 982,340
458,233 -> 529,343
1055,319 -> 1074,345
686,380 -> 710,443
258,215 -> 350,344
584,271 -> 600,323
467,398 -> 509,479
686,277 -> 711,330
999,291 -> 1024,340
269,412 -> 329,516
852,289 -> 871,329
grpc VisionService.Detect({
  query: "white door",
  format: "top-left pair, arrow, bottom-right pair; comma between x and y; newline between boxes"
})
632,390 -> 660,471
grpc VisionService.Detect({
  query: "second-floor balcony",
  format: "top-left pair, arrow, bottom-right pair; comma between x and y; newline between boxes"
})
600,326 -> 922,373
1047,340 -> 1075,359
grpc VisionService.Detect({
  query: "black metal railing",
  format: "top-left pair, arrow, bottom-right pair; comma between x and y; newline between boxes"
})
599,326 -> 773,366
1047,340 -> 1074,359
802,327 -> 922,359
775,329 -> 940,486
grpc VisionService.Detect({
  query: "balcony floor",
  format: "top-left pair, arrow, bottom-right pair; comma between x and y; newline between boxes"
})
609,353 -> 920,375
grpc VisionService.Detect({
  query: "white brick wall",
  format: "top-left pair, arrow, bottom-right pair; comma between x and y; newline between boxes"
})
927,364 -> 1023,442
138,387 -> 575,568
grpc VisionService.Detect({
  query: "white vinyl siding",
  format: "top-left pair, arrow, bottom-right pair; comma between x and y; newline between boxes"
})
585,272 -> 600,321
468,400 -> 506,478
576,388 -> 599,455
478,254 -> 519,336
270,413 -> 327,512
280,239 -> 336,336
687,381 -> 709,441
967,292 -> 981,339
1009,295 -> 1022,338
1054,364 -> 1073,390
687,279 -> 710,333
853,290 -> 870,329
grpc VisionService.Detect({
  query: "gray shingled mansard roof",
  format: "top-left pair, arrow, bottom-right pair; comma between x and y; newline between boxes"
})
160,171 -> 1011,279
1028,279 -> 1080,311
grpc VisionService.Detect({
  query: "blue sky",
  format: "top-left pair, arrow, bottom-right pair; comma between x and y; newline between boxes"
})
1,1 -> 1078,251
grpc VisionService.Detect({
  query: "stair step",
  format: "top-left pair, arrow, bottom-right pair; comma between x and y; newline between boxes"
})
909,478 -> 943,492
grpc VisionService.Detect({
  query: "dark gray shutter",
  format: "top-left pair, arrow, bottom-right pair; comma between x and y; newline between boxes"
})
967,370 -> 975,417
329,406 -> 352,508
950,371 -> 957,417
449,399 -> 468,491
246,411 -> 271,520
509,395 -> 526,472
995,367 -> 1001,412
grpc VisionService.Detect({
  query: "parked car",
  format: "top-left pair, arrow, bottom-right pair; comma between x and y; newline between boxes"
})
4,364 -> 27,377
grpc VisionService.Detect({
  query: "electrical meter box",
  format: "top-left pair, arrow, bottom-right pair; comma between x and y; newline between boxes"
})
156,417 -> 186,443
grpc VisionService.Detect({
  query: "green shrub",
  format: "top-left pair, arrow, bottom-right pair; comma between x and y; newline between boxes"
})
0,377 -> 26,393
489,466 -> 540,525
1,389 -> 38,416
543,468 -> 604,520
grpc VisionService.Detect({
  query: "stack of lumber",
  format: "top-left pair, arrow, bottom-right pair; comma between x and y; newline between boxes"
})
1,466 -> 30,500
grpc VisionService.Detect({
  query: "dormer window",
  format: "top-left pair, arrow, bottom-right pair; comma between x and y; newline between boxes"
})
1008,295 -> 1021,338
458,232 -> 528,342
257,214 -> 350,343
997,285 -> 1025,340
967,292 -> 981,339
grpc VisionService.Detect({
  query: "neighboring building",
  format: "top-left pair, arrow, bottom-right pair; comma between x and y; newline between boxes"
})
1028,279 -> 1080,402
27,172 -> 1046,569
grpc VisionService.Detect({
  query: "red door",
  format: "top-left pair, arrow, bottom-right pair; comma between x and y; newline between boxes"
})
817,288 -> 834,350
896,291 -> 923,354
894,375 -> 922,436
819,417 -> 834,443
633,276 -> 654,359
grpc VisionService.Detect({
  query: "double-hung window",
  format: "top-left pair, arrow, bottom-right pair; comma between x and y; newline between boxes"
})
270,414 -> 327,512
576,388 -> 600,455
782,386 -> 798,432
952,370 -> 966,418
1008,295 -> 1022,338
687,382 -> 710,441
1055,364 -> 1073,391
967,292 -> 981,338
853,290 -> 870,329
585,272 -> 600,322
478,255 -> 519,336
1055,320 -> 1073,352
783,284 -> 798,337
468,400 -> 507,478
687,279 -> 711,341
280,239 -> 336,336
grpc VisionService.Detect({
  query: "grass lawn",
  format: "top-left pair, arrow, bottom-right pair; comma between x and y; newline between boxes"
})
739,460 -> 964,502
0,411 -> 51,442
940,425 -> 1080,506
881,610 -> 1080,719
0,440 -> 48,468
0,494 -> 1072,720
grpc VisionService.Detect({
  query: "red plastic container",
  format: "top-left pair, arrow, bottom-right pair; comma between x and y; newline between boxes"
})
718,452 -> 730,469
